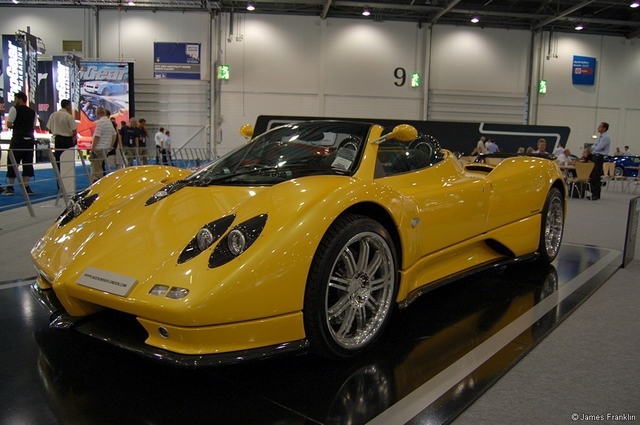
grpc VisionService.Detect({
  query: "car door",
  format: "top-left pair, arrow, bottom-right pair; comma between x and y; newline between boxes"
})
377,142 -> 491,256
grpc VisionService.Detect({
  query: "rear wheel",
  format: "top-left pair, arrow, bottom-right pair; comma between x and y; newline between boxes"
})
539,187 -> 564,263
304,214 -> 398,359
614,166 -> 624,177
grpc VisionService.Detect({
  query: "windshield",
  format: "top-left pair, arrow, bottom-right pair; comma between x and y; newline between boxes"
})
184,121 -> 372,186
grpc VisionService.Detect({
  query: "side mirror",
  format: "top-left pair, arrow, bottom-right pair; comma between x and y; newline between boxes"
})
239,124 -> 254,140
388,124 -> 418,142
371,124 -> 418,144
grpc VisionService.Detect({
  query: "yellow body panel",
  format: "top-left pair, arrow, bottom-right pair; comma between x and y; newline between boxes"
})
138,312 -> 305,355
31,125 -> 566,357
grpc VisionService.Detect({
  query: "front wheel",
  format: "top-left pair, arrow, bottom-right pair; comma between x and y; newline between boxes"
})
304,214 -> 398,359
539,187 -> 564,263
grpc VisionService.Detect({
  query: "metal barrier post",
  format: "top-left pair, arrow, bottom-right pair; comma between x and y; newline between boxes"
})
44,147 -> 70,206
78,149 -> 92,184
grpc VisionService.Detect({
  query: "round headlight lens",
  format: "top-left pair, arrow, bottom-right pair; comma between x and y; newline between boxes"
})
196,228 -> 215,251
228,229 -> 246,255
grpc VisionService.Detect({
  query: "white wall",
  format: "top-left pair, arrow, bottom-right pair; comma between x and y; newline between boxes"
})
0,7 -> 92,57
534,33 -> 640,153
2,6 -> 640,156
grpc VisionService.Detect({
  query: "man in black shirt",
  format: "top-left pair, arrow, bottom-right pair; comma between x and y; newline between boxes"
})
3,92 -> 37,196
120,117 -> 139,166
137,118 -> 150,165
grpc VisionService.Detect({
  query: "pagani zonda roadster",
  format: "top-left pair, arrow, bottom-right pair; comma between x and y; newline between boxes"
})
31,121 -> 566,366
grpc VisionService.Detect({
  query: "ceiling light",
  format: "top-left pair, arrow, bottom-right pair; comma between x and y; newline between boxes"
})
631,1 -> 640,7
12,0 -> 19,3
246,2 -> 255,10
575,24 -> 584,30
362,8 -> 371,16
127,0 -> 134,4
471,16 -> 479,23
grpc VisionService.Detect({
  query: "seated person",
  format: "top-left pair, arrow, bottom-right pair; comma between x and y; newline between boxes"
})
556,149 -> 574,166
577,147 -> 593,163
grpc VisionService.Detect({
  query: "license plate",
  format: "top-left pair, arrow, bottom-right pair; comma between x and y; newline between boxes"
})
77,267 -> 137,297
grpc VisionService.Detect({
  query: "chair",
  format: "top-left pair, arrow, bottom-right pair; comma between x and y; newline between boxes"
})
568,162 -> 595,199
603,162 -> 615,191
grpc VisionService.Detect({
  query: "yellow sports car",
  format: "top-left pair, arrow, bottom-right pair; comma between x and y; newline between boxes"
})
31,121 -> 566,365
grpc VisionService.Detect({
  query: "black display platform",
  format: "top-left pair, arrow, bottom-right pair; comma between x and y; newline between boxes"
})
0,244 -> 620,425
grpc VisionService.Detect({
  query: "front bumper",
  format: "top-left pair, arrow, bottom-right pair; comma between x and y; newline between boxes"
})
30,282 -> 309,367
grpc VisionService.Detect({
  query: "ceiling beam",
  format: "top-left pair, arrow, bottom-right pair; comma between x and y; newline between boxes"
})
428,0 -> 462,25
320,0 -> 332,19
532,0 -> 597,30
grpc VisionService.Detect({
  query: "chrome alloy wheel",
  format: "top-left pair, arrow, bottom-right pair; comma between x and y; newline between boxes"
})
324,231 -> 395,350
544,193 -> 564,260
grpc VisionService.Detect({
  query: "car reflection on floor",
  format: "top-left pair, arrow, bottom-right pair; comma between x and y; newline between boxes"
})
20,244 -> 619,425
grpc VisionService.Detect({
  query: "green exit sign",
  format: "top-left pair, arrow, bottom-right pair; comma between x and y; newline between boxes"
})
539,79 -> 547,94
411,73 -> 420,88
218,65 -> 230,80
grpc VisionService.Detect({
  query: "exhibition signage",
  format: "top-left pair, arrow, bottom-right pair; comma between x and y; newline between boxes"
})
572,55 -> 596,85
2,34 -> 25,106
75,60 -> 134,149
52,55 -> 82,120
153,42 -> 201,80
24,32 -> 38,110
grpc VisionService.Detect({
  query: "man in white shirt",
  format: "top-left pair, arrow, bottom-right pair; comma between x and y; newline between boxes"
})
154,127 -> 165,164
47,99 -> 78,177
556,149 -> 573,166
590,122 -> 611,200
90,107 -> 117,182
553,142 -> 565,157
164,130 -> 173,166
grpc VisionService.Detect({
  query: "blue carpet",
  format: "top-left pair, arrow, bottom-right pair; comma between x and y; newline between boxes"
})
0,165 -> 91,212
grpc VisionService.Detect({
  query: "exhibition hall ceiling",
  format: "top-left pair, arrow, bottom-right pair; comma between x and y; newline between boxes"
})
2,0 -> 639,39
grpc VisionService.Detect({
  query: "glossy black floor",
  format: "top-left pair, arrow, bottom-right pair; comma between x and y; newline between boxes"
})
0,244 -> 620,425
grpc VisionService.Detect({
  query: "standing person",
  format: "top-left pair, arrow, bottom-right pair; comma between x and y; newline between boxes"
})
614,147 -> 622,156
553,142 -> 565,157
106,116 -> 122,171
590,122 -> 611,200
164,130 -> 173,166
46,99 -> 77,185
485,138 -> 499,153
154,127 -> 165,164
623,146 -> 631,156
3,92 -> 37,196
534,138 -> 548,154
120,118 -> 139,166
472,136 -> 485,155
90,107 -> 116,183
137,118 -> 150,165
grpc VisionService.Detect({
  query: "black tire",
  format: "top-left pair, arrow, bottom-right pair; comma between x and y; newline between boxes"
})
538,187 -> 564,263
303,214 -> 398,359
101,88 -> 110,96
614,166 -> 624,177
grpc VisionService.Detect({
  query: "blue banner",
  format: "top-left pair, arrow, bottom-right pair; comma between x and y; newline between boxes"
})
153,42 -> 201,80
572,55 -> 596,85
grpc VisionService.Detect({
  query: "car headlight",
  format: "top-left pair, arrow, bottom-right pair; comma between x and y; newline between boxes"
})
57,189 -> 99,227
177,215 -> 235,264
227,229 -> 247,255
209,214 -> 268,268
